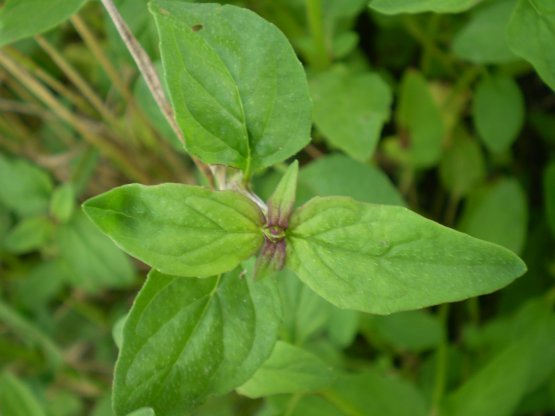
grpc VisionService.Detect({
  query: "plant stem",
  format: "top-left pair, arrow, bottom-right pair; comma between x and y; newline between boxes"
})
99,0 -> 215,187
306,0 -> 330,70
431,303 -> 449,415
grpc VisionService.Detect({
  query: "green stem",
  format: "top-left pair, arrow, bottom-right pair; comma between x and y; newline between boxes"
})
306,0 -> 330,70
431,303 -> 449,415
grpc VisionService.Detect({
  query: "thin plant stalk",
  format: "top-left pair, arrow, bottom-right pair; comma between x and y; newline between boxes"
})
100,0 -> 215,188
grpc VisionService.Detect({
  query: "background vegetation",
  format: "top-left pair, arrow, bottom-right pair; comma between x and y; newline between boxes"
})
1,0 -> 554,415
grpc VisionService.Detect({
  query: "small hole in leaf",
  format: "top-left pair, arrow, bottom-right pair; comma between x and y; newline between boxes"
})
192,24 -> 204,32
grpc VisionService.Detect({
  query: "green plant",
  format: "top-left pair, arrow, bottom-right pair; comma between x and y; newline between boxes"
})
2,0 -> 555,415
79,0 -> 528,414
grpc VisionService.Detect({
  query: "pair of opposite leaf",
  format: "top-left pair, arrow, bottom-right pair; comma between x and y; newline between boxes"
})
83,161 -> 526,315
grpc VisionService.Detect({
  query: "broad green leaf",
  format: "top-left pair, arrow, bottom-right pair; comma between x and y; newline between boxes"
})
452,0 -> 518,64
441,299 -> 555,416
439,130 -> 486,197
150,0 -> 312,175
287,197 -> 526,314
49,183 -> 75,223
0,155 -> 53,217
0,372 -> 46,416
363,310 -> 444,352
83,183 -> 263,277
113,268 -> 281,416
0,0 -> 88,47
57,212 -> 135,293
3,216 -> 53,254
298,154 -> 405,206
459,178 -> 528,254
397,71 -> 444,168
237,341 -> 336,398
507,0 -> 555,91
472,74 -> 525,154
311,66 -> 392,161
544,161 -> 555,237
369,0 -> 480,14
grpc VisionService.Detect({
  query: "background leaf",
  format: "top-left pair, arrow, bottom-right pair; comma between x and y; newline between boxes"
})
472,74 -> 525,154
507,0 -> 555,91
0,155 -> 53,217
83,184 -> 263,277
49,183 -> 75,223
57,212 -> 135,293
311,65 -> 392,161
298,154 -> 405,206
458,178 -> 528,254
150,0 -> 312,175
0,372 -> 46,416
3,215 -> 53,254
439,129 -> 486,197
278,270 -> 331,344
441,299 -> 555,416
113,268 -> 281,416
396,70 -> 444,168
452,0 -> 518,64
0,0 -> 88,47
362,310 -> 444,352
279,370 -> 428,416
287,196 -> 526,314
238,341 -> 336,398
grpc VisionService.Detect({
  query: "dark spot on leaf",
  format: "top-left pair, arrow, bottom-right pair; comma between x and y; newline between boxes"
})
192,24 -> 204,32
159,7 -> 170,16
